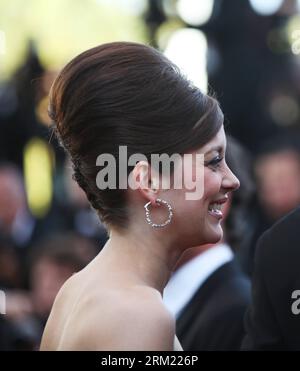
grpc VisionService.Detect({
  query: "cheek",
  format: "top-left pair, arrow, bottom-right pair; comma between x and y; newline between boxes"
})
203,170 -> 222,199
168,168 -> 221,223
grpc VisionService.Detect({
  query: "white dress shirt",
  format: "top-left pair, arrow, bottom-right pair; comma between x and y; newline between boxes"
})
163,243 -> 234,318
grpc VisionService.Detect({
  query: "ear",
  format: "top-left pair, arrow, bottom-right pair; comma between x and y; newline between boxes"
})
131,161 -> 159,204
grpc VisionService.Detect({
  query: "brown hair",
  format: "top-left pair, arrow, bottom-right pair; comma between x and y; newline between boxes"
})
49,42 -> 223,229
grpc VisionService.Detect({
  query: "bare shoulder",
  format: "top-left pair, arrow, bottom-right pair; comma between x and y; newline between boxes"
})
83,286 -> 176,351
41,278 -> 175,351
40,273 -> 79,350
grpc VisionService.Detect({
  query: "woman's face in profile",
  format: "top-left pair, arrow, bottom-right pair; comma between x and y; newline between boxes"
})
166,126 -> 239,247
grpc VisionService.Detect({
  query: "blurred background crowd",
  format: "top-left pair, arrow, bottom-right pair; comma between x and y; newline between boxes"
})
1,0 -> 300,350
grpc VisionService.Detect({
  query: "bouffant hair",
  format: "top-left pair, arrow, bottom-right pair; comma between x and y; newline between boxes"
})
49,42 -> 223,229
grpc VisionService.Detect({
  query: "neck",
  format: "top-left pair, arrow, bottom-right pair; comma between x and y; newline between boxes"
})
98,224 -> 183,296
173,236 -> 226,272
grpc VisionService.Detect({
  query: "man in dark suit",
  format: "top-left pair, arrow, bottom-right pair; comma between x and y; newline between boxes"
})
170,251 -> 251,351
242,207 -> 300,350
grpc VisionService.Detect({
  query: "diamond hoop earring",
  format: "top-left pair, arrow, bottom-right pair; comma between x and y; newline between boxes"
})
144,198 -> 173,228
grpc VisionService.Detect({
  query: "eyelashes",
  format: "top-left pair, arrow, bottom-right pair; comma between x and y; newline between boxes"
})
205,156 -> 224,169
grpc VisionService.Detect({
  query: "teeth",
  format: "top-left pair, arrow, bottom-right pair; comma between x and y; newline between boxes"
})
208,203 -> 222,212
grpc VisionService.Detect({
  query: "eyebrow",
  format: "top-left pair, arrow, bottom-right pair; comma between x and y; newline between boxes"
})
205,146 -> 224,155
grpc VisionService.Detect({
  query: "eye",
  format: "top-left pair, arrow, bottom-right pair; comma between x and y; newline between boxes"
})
206,155 -> 223,169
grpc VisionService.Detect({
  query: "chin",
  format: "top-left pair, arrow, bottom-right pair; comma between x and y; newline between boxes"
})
189,226 -> 222,248
205,225 -> 223,244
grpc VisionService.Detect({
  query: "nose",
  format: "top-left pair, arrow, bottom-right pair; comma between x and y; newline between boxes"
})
222,163 -> 240,192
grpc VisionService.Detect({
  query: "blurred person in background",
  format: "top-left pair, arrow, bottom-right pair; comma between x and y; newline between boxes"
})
0,231 -> 36,350
0,233 -> 98,350
0,163 -> 34,250
0,234 -> 22,289
0,306 -> 36,351
0,162 -> 56,288
0,42 -> 48,169
244,134 -> 300,275
0,234 -> 33,350
255,139 -> 300,222
164,136 -> 255,351
0,317 -> 17,351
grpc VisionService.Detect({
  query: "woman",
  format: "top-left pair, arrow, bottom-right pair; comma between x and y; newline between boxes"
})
40,42 -> 239,351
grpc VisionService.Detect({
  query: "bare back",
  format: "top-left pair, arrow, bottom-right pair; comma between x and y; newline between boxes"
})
40,256 -> 182,351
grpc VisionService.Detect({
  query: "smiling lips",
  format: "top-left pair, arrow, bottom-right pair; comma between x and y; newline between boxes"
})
208,197 -> 228,220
